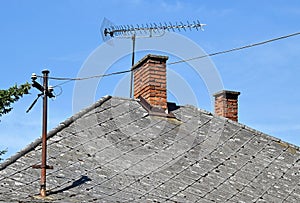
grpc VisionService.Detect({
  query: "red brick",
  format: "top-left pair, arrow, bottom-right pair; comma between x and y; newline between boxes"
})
133,55 -> 168,109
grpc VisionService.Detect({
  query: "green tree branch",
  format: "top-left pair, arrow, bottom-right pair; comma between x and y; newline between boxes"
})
0,82 -> 31,117
0,82 -> 31,161
0,149 -> 7,161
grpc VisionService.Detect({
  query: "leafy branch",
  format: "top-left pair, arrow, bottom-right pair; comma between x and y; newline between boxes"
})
0,149 -> 7,161
0,83 -> 31,117
0,82 -> 31,161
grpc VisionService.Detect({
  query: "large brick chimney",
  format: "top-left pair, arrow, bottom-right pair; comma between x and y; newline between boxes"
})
213,90 -> 240,122
132,54 -> 168,109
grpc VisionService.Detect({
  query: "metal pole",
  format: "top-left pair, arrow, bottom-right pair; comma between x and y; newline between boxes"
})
40,69 -> 49,197
129,34 -> 136,98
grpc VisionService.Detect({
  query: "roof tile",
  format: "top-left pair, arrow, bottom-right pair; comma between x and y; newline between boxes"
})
0,96 -> 299,202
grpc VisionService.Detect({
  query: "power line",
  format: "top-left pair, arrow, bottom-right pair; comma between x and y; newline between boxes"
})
52,80 -> 73,88
168,31 -> 300,65
47,69 -> 131,81
43,70 -> 131,88
42,31 -> 300,83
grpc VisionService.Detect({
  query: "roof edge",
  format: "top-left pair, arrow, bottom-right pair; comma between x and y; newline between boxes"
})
186,103 -> 299,152
0,95 -> 112,170
223,114 -> 300,151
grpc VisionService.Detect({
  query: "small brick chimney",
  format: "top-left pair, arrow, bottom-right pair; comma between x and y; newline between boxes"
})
213,90 -> 240,122
132,54 -> 168,109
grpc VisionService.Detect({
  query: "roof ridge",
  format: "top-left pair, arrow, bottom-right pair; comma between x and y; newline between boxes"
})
0,95 -> 112,170
185,104 -> 299,151
224,113 -> 300,152
184,104 -> 213,116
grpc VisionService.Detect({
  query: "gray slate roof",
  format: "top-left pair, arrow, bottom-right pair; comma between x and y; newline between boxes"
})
0,96 -> 299,202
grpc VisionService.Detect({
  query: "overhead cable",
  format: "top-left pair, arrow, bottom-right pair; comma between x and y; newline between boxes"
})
168,31 -> 300,65
41,31 -> 300,82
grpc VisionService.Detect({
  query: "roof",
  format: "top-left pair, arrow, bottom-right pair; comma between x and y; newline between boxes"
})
0,96 -> 299,202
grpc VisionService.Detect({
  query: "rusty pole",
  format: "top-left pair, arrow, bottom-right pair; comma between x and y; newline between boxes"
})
31,70 -> 54,197
40,69 -> 49,197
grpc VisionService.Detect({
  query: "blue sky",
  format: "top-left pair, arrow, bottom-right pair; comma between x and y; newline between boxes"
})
0,0 -> 300,160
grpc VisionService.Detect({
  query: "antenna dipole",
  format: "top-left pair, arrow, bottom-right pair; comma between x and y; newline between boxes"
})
101,19 -> 206,98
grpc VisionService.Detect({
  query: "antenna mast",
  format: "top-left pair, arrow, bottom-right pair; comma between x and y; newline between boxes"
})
101,19 -> 206,98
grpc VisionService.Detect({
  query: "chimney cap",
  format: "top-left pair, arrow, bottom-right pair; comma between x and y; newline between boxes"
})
131,54 -> 169,71
213,90 -> 240,98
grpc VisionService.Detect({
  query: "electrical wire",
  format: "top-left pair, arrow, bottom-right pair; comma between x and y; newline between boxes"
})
53,86 -> 63,97
168,31 -> 300,65
40,70 -> 131,82
38,31 -> 300,82
41,70 -> 132,91
52,80 -> 73,88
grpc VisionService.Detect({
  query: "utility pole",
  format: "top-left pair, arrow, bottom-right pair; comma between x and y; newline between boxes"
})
31,70 -> 54,197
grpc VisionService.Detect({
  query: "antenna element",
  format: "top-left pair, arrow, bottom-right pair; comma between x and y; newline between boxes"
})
103,20 -> 206,38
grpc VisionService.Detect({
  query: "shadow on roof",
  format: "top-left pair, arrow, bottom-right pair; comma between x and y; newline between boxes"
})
48,175 -> 92,196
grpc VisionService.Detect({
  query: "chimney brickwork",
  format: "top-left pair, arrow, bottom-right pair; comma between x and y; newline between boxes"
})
213,90 -> 240,122
132,54 -> 168,109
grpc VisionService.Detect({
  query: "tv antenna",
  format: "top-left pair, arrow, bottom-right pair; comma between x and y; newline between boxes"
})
101,18 -> 206,98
